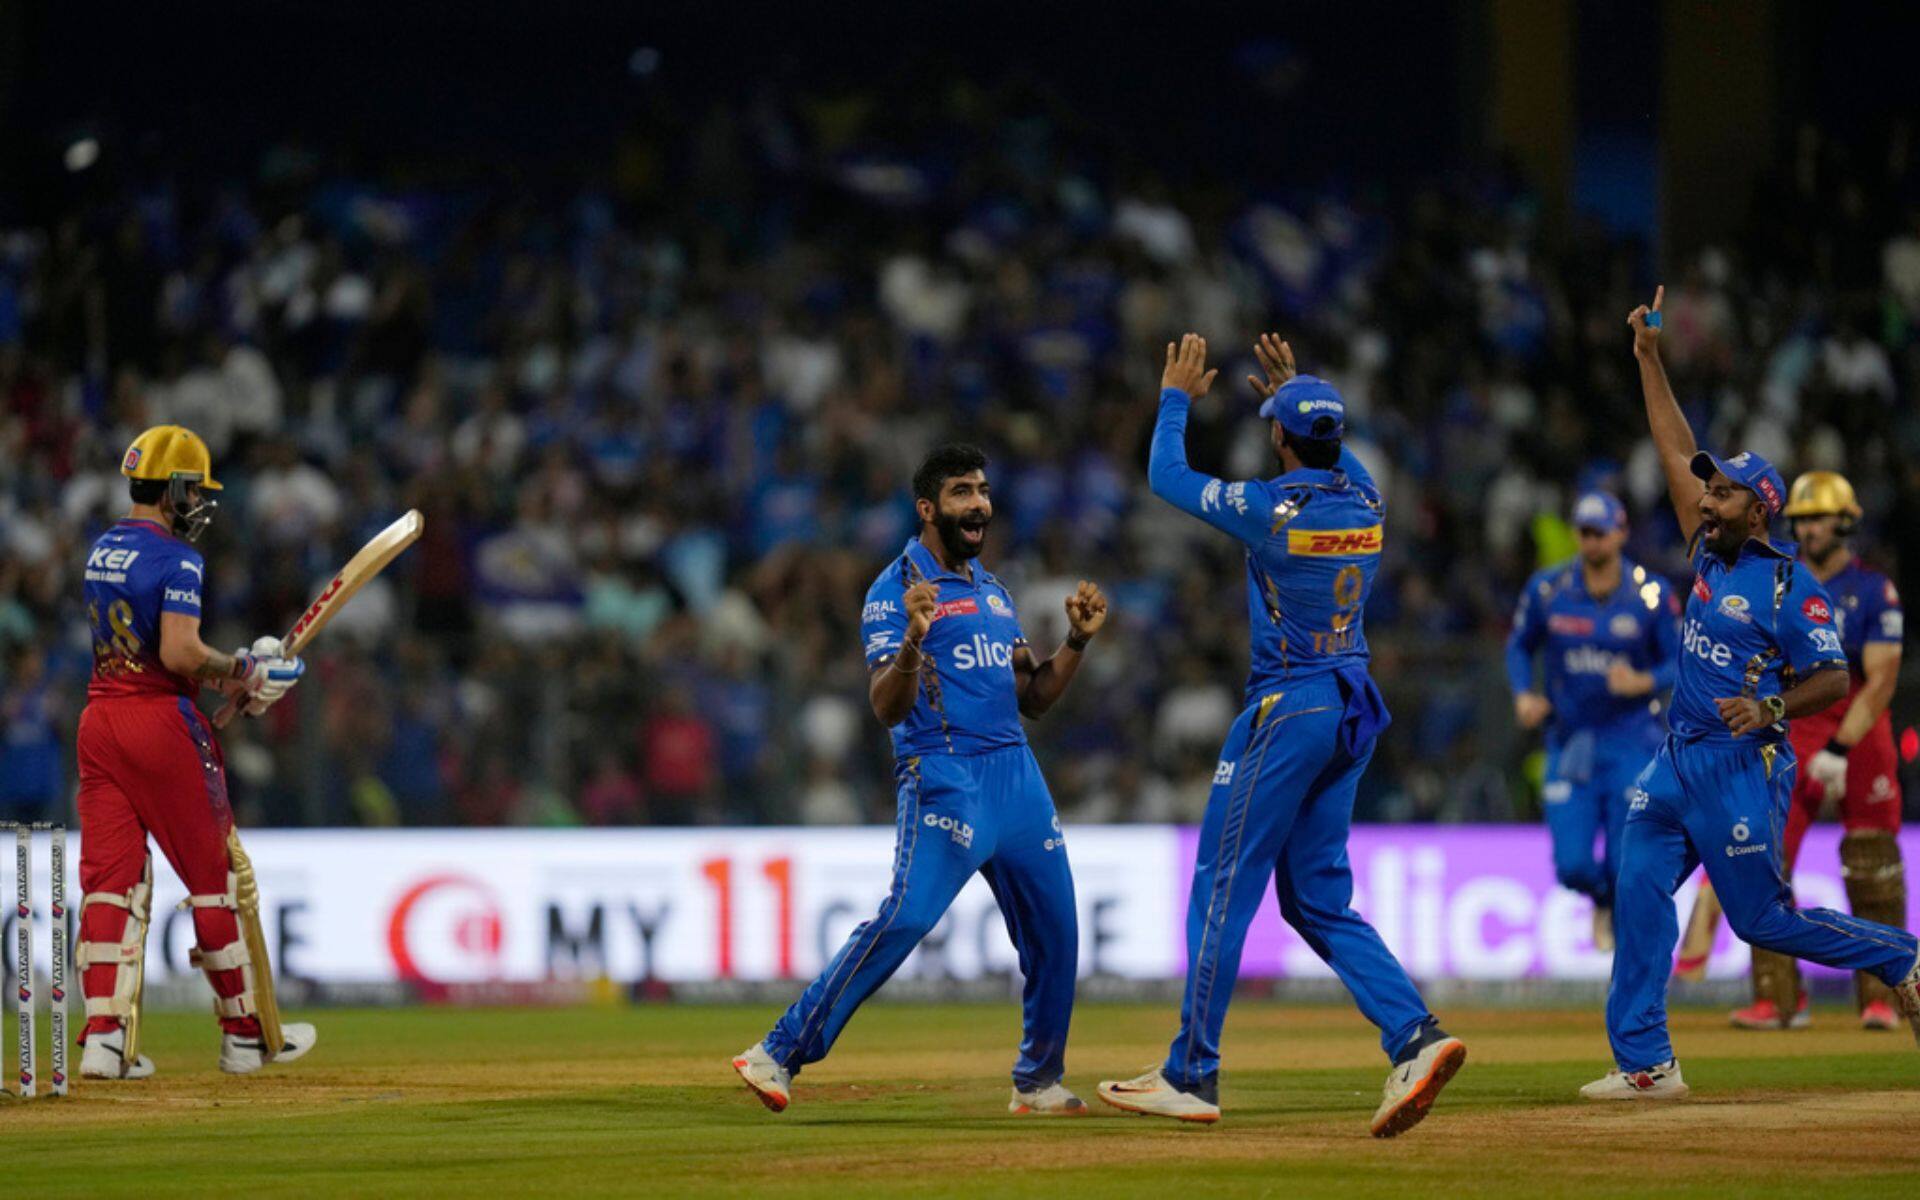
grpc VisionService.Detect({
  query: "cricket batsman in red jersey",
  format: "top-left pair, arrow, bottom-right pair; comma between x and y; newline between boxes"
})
75,425 -> 317,1078
1732,470 -> 1909,1032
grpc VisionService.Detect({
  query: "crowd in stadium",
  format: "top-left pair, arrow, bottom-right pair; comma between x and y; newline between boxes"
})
3,79 -> 1917,829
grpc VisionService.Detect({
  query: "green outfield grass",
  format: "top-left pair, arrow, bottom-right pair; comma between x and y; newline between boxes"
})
2,1000 -> 1917,1197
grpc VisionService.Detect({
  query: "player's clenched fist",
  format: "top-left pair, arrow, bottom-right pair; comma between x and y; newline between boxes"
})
1064,581 -> 1108,643
902,582 -> 939,645
1162,333 -> 1218,398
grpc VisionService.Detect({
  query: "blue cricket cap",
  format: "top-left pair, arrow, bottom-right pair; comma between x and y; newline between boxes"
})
1690,449 -> 1785,517
1259,374 -> 1345,441
1571,491 -> 1626,533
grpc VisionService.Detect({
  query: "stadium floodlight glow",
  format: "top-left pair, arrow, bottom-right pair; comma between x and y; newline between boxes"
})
64,139 -> 99,173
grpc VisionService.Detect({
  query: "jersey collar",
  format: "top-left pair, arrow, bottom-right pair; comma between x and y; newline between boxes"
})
902,537 -> 977,585
117,517 -> 183,543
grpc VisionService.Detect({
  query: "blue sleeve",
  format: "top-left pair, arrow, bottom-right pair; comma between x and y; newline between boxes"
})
158,553 -> 205,619
1504,576 -> 1545,694
1336,445 -> 1380,498
860,575 -> 909,668
1780,570 -> 1848,677
1863,575 -> 1904,646
1147,387 -> 1276,545
1645,579 -> 1680,692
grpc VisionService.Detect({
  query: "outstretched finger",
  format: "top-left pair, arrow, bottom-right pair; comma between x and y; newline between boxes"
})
1166,341 -> 1177,369
1199,368 -> 1218,393
1652,284 -> 1664,312
1278,339 -> 1295,373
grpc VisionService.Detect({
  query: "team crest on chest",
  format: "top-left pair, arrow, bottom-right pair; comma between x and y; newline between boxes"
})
1609,613 -> 1640,638
986,593 -> 1011,617
1717,594 -> 1751,624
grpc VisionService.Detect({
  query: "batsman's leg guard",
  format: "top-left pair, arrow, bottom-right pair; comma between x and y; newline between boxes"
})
1841,830 -> 1907,1013
178,866 -> 267,1041
78,857 -> 152,1062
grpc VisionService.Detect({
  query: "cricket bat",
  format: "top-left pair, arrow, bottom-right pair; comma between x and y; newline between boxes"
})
1674,879 -> 1721,982
212,508 -> 425,729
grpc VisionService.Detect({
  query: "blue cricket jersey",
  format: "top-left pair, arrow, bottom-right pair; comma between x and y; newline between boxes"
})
1670,532 -> 1848,747
83,517 -> 207,701
1821,557 -> 1903,680
1147,387 -> 1383,702
860,538 -> 1030,758
1505,559 -> 1679,735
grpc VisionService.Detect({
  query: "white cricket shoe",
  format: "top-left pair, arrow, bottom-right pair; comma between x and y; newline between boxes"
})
732,1042 -> 791,1113
79,1027 -> 156,1080
1096,1067 -> 1220,1123
1009,1081 -> 1088,1115
1579,1059 -> 1689,1101
220,1022 -> 318,1075
1371,1034 -> 1467,1137
1893,950 -> 1920,1048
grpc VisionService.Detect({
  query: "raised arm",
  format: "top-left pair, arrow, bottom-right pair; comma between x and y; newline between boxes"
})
1014,581 -> 1107,718
1627,286 -> 1703,542
1147,334 -> 1273,544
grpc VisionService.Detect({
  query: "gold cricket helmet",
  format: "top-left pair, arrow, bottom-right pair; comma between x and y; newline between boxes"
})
120,425 -> 223,491
1782,470 -> 1860,519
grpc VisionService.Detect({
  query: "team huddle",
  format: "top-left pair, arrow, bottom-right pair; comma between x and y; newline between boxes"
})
68,299 -> 1919,1127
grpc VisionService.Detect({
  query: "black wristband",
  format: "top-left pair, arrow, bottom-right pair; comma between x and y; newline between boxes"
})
1824,738 -> 1851,758
1065,633 -> 1091,653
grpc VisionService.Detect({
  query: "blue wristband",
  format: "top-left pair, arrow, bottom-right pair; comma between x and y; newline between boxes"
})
1644,311 -> 1662,329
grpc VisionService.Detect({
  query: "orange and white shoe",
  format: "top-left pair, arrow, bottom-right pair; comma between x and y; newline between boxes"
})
731,1042 -> 791,1112
1370,1031 -> 1467,1137
1729,994 -> 1810,1030
1009,1081 -> 1088,1115
1860,999 -> 1900,1031
1096,1068 -> 1220,1123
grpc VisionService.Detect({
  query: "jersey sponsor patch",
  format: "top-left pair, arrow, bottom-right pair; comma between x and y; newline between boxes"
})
932,598 -> 979,622
861,599 -> 898,623
1548,614 -> 1595,636
1801,596 -> 1832,624
1809,626 -> 1843,656
1287,525 -> 1383,556
1692,575 -> 1711,603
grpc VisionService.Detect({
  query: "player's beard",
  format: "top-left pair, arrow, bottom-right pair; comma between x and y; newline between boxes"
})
1700,498 -> 1760,558
933,507 -> 990,561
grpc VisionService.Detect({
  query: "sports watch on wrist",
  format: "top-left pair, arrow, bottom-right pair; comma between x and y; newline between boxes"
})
1761,694 -> 1786,722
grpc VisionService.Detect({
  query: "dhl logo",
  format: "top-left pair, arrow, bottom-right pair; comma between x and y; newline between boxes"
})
1287,526 -> 1383,556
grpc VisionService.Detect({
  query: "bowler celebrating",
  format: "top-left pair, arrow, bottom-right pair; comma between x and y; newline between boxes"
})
733,444 -> 1107,1115
1100,335 -> 1465,1137
1585,289 -> 1920,1100
1507,491 -> 1678,950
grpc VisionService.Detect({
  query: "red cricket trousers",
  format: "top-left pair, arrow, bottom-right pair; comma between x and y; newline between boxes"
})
76,695 -> 260,1038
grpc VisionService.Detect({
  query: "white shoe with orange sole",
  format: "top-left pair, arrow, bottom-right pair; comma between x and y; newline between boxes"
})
1096,1067 -> 1220,1123
732,1042 -> 791,1112
1370,1035 -> 1467,1137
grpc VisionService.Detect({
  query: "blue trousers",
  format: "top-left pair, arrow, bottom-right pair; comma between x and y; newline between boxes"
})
763,745 -> 1078,1089
1543,721 -> 1660,907
1165,679 -> 1432,1090
1609,735 -> 1919,1070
